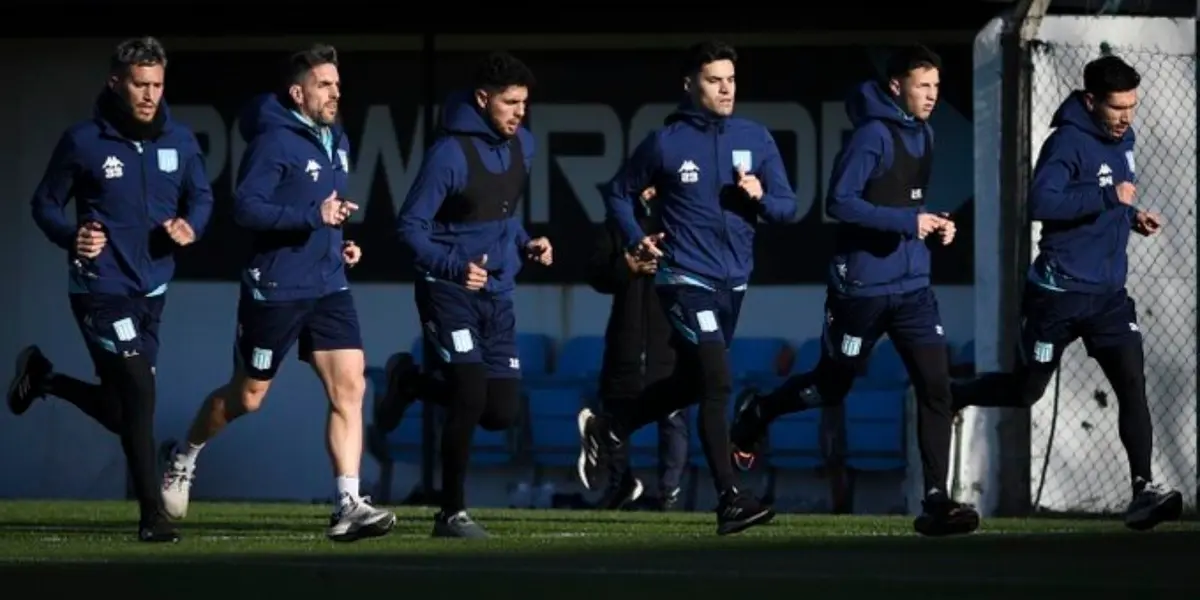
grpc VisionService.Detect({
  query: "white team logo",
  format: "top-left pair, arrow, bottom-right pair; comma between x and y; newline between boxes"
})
337,149 -> 350,172
103,156 -> 124,179
305,159 -> 322,182
731,150 -> 752,172
156,148 -> 178,173
1097,163 -> 1113,187
678,160 -> 699,184
1125,150 -> 1135,174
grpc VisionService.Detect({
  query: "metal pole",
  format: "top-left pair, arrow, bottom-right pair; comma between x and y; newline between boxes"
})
418,31 -> 438,505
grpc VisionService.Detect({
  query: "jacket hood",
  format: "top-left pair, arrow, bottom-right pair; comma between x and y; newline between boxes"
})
1051,90 -> 1136,144
845,80 -> 924,130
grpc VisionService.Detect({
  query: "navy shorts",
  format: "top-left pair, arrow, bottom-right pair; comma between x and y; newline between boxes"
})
415,279 -> 519,379
822,287 -> 946,367
70,293 -> 166,373
656,283 -> 745,348
1020,286 -> 1140,367
235,289 -> 363,381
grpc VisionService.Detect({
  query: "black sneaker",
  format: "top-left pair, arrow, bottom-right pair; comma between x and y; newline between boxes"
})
138,518 -> 181,543
1124,481 -> 1183,531
374,352 -> 418,434
729,388 -> 765,472
8,345 -> 52,416
913,495 -> 980,537
715,489 -> 775,536
597,469 -> 643,510
576,407 -> 621,490
657,486 -> 681,511
432,510 -> 489,539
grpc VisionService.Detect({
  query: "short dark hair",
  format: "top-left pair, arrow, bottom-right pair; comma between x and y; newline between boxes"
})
885,45 -> 942,80
473,52 -> 536,93
110,36 -> 167,76
285,43 -> 338,86
1083,55 -> 1140,99
681,40 -> 737,77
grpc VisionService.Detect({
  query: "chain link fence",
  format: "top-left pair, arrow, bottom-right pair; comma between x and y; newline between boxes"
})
1025,39 -> 1197,513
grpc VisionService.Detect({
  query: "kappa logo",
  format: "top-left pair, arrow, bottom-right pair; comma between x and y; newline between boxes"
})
103,156 -> 124,179
305,159 -> 322,182
678,160 -> 699,184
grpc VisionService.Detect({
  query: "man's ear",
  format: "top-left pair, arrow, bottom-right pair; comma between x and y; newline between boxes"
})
474,88 -> 489,110
1083,92 -> 1096,112
888,77 -> 902,97
107,75 -> 118,91
682,76 -> 692,94
289,83 -> 303,106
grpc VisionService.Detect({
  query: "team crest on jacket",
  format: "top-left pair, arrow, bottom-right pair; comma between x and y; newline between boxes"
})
338,149 -> 349,172
732,150 -> 752,172
156,148 -> 178,173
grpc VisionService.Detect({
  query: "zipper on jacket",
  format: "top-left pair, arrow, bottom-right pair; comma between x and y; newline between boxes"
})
136,140 -> 151,292
713,124 -> 732,283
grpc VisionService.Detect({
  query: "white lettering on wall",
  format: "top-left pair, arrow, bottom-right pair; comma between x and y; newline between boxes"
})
174,101 -> 857,226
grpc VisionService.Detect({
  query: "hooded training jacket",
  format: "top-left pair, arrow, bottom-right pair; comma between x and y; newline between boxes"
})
396,90 -> 534,295
233,93 -> 352,302
31,88 -> 213,297
604,100 -> 797,290
1027,91 -> 1138,294
826,80 -> 936,298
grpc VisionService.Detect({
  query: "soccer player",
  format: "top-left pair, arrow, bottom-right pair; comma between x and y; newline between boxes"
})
949,55 -> 1182,530
585,186 -> 689,510
726,45 -> 979,537
158,44 -> 396,542
381,51 -> 549,538
8,37 -> 213,543
576,40 -> 798,536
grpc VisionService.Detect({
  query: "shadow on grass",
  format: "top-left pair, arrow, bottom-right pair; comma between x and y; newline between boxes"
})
1,529 -> 1197,599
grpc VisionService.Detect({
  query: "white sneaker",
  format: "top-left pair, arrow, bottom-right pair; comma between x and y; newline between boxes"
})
327,495 -> 397,542
160,451 -> 194,520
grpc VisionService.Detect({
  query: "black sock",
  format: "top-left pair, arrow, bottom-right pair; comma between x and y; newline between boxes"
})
100,353 -> 162,525
46,373 -> 122,435
1092,342 -> 1153,490
439,363 -> 488,514
898,344 -> 954,496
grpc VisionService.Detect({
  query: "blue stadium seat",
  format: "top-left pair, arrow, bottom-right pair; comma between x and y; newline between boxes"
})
792,337 -> 822,373
843,388 -> 907,471
556,335 -> 606,380
730,337 -> 791,380
765,409 -> 823,470
526,385 -> 587,467
410,336 -> 425,365
955,339 -> 976,366
862,339 -> 908,389
517,333 -> 553,380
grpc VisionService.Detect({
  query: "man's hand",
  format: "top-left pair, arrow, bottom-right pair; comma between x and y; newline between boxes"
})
163,218 -> 196,246
634,232 -> 665,262
75,221 -> 106,259
917,213 -> 951,240
624,251 -> 657,276
525,237 -> 553,266
640,187 -> 657,202
934,212 -> 955,246
736,166 -> 763,201
1134,210 -> 1163,237
342,240 -> 362,266
320,191 -> 359,226
1116,181 -> 1136,206
465,254 -> 488,291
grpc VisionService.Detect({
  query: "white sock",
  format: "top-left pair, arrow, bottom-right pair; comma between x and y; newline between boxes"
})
336,475 -> 360,506
177,442 -> 204,468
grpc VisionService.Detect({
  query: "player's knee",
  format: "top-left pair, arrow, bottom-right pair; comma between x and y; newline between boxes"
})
446,362 -> 489,411
696,342 -> 732,402
479,378 -> 521,431
234,375 -> 272,413
326,370 -> 367,413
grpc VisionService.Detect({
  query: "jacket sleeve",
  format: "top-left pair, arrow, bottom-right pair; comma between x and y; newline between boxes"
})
30,131 -> 81,250
180,133 -> 214,239
825,123 -> 920,236
513,129 -> 534,251
1029,132 -> 1119,221
756,131 -> 800,223
586,218 -> 631,294
397,137 -> 469,282
233,135 -> 324,231
604,132 -> 660,248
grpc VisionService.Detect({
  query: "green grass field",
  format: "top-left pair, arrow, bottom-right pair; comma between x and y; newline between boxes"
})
0,501 -> 1196,599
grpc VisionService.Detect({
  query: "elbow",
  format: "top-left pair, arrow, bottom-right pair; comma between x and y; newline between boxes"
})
824,197 -> 846,222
